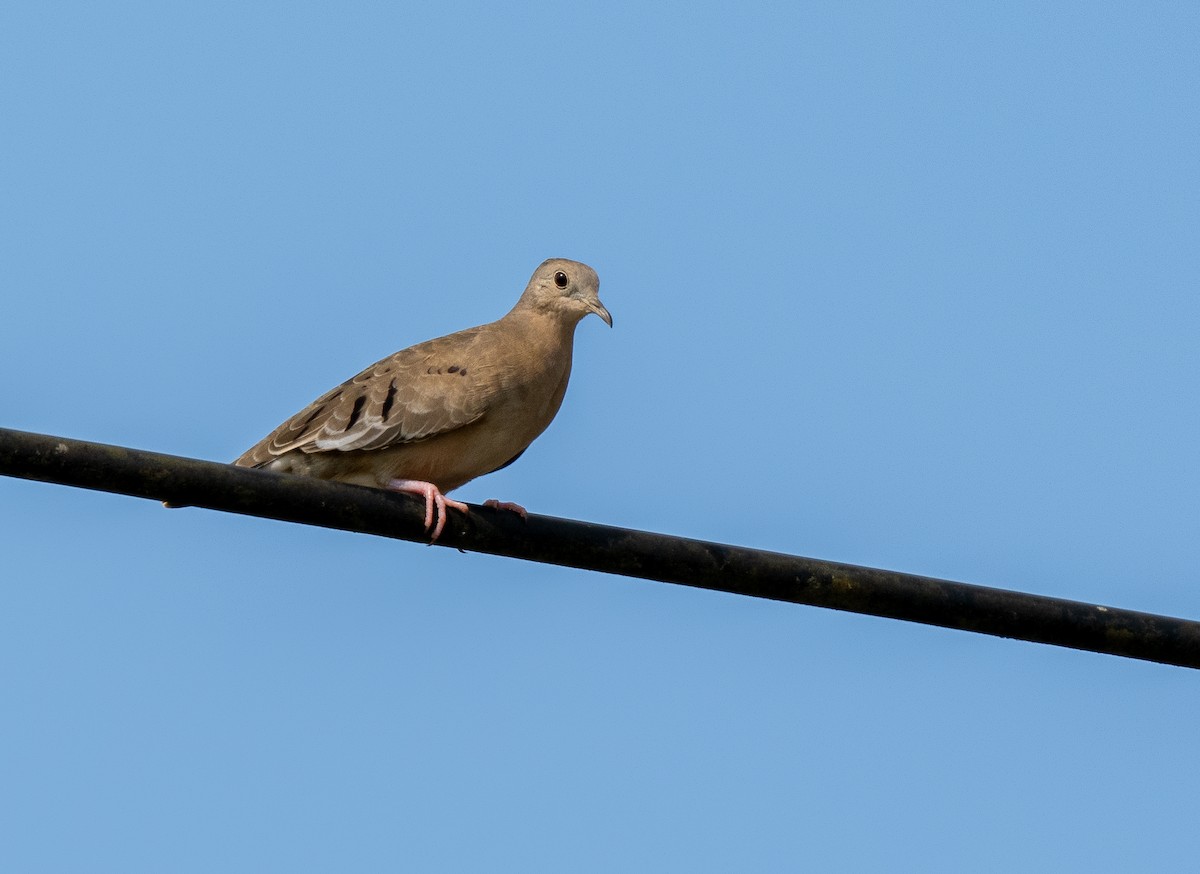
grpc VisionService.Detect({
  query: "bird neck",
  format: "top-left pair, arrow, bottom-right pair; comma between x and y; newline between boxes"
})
504,299 -> 582,343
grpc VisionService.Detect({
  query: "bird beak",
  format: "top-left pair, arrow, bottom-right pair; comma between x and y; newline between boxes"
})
588,299 -> 613,328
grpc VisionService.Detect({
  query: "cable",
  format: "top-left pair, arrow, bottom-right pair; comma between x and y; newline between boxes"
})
2,426 -> 1197,669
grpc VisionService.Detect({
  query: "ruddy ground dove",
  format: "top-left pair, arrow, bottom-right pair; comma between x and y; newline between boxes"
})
233,258 -> 611,540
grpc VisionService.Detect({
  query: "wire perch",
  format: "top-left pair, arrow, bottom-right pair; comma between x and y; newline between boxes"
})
1,426 -> 1198,669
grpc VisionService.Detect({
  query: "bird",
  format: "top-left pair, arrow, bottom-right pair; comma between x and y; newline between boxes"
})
232,258 -> 611,541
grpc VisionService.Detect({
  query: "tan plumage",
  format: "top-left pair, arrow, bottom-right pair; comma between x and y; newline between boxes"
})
234,258 -> 611,539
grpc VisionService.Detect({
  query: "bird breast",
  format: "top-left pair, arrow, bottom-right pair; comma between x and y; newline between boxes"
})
358,320 -> 575,491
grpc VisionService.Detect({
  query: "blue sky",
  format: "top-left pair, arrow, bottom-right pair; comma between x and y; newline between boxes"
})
2,1 -> 1198,870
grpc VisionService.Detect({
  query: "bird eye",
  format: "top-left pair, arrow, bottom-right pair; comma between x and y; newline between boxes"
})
554,271 -> 568,289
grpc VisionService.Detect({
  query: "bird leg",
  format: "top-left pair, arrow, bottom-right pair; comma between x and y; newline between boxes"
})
385,479 -> 469,542
483,499 -> 528,520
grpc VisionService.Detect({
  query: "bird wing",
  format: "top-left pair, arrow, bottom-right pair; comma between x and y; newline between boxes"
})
235,325 -> 504,467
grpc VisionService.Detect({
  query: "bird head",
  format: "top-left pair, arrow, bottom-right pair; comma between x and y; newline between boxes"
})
519,258 -> 613,328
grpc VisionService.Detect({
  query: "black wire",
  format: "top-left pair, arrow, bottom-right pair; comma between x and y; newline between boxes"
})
2,426 -> 1198,669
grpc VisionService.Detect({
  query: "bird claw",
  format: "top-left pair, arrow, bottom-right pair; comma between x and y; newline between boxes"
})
386,479 -> 469,542
483,499 -> 528,520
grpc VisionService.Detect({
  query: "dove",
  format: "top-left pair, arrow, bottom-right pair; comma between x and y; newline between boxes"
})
233,258 -> 611,540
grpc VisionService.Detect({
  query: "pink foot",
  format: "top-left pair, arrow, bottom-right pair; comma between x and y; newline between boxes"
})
386,479 -> 469,542
484,499 -> 528,520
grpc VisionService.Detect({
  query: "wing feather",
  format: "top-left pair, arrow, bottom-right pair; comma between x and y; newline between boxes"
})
235,326 -> 501,467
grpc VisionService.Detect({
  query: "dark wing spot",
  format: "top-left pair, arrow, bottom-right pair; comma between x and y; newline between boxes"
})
447,365 -> 459,373
298,404 -> 326,430
381,380 -> 398,421
345,394 -> 366,431
458,368 -> 467,377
